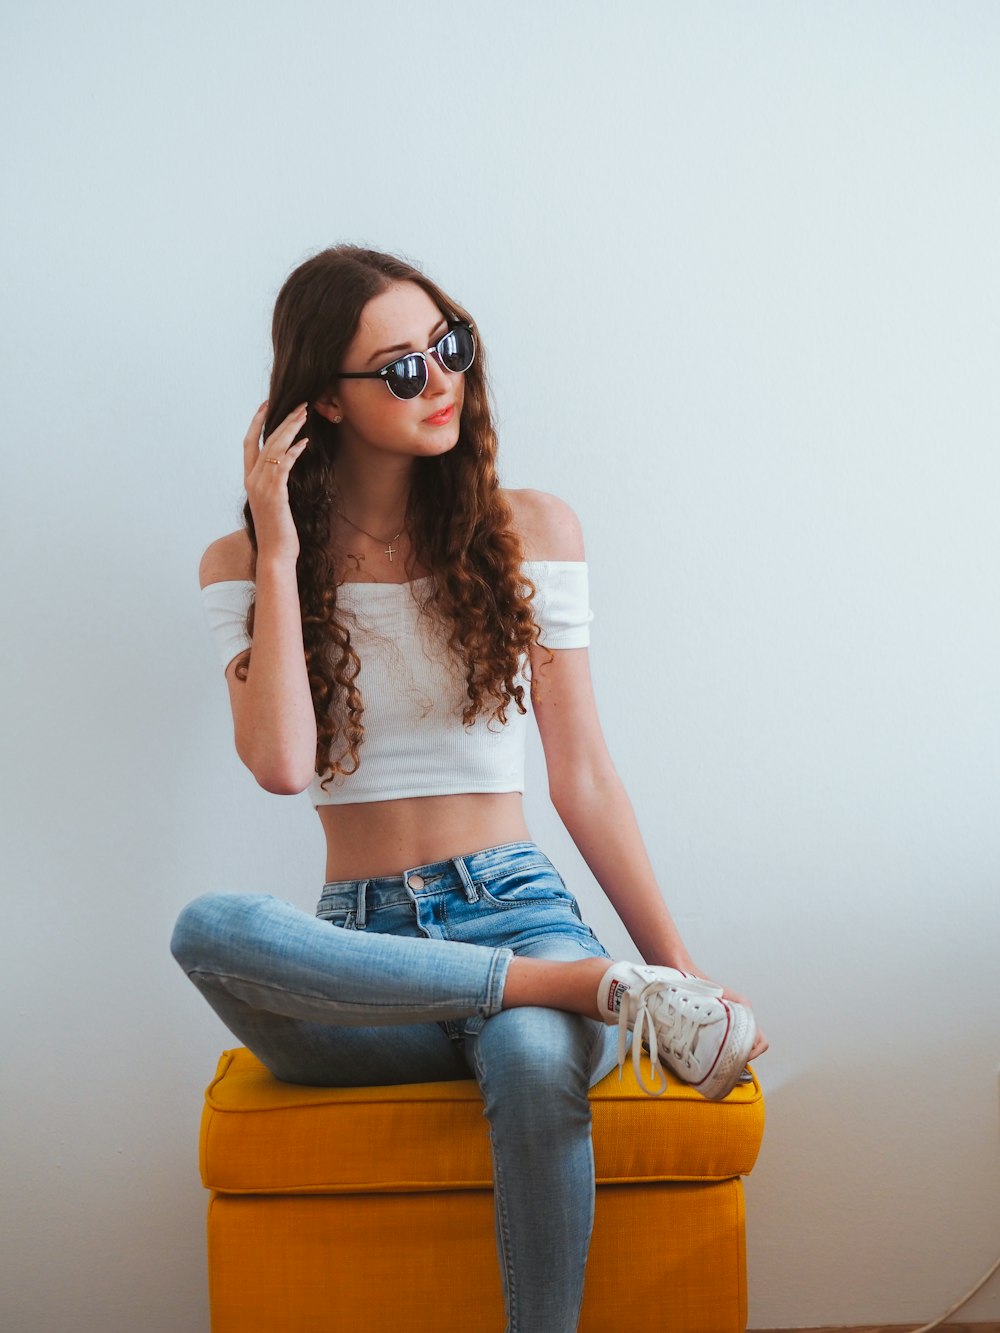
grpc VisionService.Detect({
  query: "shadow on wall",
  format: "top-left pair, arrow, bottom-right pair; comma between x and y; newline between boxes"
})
745,1053 -> 999,1324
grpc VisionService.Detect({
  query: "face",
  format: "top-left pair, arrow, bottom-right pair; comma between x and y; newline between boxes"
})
314,280 -> 467,461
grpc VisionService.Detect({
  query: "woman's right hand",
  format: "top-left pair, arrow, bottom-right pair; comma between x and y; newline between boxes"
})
243,400 -> 310,564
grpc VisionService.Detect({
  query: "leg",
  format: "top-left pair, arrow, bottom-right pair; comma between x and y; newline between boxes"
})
170,891 -> 510,1085
186,970 -> 472,1087
465,937 -> 621,1333
171,891 -> 512,1026
171,890 -> 614,1088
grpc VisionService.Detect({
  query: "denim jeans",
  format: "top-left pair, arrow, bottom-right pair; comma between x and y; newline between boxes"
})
171,841 -> 623,1333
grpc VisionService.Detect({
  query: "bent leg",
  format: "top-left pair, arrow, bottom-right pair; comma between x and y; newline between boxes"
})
190,981 -> 472,1087
171,891 -> 511,1026
170,892 -> 509,1086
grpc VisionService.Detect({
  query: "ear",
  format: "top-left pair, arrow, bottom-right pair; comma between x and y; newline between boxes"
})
312,392 -> 343,425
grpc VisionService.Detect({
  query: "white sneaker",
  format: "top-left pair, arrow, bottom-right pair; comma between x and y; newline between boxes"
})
597,961 -> 756,1100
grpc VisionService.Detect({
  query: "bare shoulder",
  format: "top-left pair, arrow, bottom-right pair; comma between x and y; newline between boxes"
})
199,529 -> 253,588
503,488 -> 585,562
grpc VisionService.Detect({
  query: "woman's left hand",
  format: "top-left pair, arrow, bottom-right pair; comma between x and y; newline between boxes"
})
689,972 -> 769,1062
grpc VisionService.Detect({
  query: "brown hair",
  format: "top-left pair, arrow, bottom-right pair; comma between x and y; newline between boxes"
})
238,244 -> 544,788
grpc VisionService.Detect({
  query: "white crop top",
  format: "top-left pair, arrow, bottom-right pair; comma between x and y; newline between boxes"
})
201,561 -> 593,807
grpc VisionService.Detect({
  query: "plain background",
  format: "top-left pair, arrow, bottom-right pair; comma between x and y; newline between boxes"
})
3,2 -> 998,1329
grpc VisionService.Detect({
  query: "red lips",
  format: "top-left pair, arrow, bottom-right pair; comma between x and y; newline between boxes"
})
424,404 -> 454,424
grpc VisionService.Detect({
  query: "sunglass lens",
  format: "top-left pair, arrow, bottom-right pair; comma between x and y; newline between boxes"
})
437,324 -> 476,373
385,354 -> 427,400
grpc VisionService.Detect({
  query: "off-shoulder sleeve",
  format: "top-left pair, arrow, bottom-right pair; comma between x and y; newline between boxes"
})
201,579 -> 254,672
523,560 -> 594,649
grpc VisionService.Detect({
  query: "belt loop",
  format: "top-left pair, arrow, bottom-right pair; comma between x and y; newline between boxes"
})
452,856 -> 479,903
355,880 -> 369,929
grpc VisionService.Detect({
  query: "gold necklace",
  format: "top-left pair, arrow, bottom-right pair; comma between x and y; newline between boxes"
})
334,506 -> 404,561
330,469 -> 407,562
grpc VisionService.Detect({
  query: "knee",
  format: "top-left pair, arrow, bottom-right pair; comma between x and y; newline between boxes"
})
474,1009 -> 595,1121
170,892 -> 263,972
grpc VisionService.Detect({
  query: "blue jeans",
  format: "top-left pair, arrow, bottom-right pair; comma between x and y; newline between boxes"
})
171,841 -> 622,1333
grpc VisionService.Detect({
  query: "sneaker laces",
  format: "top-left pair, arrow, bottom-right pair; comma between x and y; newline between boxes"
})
617,979 -> 715,1097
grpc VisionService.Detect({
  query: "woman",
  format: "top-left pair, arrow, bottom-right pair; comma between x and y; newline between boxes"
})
172,245 -> 767,1332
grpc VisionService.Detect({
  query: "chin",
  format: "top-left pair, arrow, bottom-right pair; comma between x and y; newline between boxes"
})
415,426 -> 461,456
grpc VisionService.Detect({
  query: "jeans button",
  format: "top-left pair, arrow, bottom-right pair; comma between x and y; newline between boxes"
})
407,873 -> 424,890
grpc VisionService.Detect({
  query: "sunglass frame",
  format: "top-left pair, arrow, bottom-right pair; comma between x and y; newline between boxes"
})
337,322 -> 477,401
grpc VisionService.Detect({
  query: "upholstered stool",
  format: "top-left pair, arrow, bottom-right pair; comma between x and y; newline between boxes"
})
199,1047 -> 764,1332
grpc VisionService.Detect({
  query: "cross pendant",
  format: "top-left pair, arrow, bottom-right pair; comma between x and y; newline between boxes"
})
385,542 -> 396,562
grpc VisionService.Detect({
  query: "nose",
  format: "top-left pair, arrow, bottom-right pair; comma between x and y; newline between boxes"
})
423,348 -> 452,396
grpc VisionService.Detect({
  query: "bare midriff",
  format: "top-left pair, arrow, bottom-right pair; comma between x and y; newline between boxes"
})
317,791 -> 533,883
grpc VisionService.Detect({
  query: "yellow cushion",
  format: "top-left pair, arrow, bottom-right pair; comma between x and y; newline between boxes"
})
207,1182 -> 747,1333
201,1047 -> 764,1196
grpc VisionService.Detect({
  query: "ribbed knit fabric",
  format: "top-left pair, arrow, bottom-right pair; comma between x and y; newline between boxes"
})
200,561 -> 593,806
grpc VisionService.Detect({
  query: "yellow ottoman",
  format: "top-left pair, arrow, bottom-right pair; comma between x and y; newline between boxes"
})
200,1047 -> 765,1332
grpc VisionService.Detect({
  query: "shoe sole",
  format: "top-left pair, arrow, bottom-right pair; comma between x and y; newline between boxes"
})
671,1002 -> 756,1101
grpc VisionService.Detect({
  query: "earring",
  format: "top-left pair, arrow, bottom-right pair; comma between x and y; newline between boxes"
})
333,415 -> 342,424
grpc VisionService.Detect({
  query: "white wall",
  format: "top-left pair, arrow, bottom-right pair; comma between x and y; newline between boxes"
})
3,2 -> 998,1328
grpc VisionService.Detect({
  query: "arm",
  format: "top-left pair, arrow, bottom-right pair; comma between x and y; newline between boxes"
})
530,645 -> 698,972
516,490 -> 749,987
535,630 -> 771,1057
200,402 -> 316,794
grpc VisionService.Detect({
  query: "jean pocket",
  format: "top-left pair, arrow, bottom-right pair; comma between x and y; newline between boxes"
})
477,864 -> 577,911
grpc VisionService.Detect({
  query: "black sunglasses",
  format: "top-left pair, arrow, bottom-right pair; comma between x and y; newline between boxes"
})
337,322 -> 477,401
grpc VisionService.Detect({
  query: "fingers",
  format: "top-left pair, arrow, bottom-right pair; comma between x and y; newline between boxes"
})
258,445 -> 307,484
244,401 -> 310,486
718,986 -> 768,1061
260,429 -> 309,469
242,400 -> 271,477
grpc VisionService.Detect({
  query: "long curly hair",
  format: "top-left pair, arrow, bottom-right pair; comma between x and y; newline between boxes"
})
237,244 -> 544,789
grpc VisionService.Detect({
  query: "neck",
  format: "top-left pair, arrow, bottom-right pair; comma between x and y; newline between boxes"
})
333,445 -> 413,531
